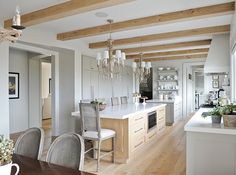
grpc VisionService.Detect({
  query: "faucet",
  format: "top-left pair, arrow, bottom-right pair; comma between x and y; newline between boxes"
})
218,89 -> 224,98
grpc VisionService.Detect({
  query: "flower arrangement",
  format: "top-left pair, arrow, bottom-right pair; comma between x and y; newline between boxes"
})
90,99 -> 106,105
0,135 -> 14,166
91,99 -> 107,111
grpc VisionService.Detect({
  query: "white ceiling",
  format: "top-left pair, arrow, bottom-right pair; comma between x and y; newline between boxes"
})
0,0 -> 234,55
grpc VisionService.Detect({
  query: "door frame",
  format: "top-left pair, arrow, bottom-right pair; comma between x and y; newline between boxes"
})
182,62 -> 205,118
10,42 -> 60,136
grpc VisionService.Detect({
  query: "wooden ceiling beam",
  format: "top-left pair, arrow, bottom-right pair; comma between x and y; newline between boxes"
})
134,54 -> 208,62
126,48 -> 209,59
122,39 -> 211,54
4,0 -> 134,28
89,25 -> 229,48
57,2 -> 234,40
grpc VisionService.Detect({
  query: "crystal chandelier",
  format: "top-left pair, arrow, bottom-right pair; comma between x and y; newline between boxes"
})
132,53 -> 152,82
0,6 -> 25,43
96,19 -> 126,79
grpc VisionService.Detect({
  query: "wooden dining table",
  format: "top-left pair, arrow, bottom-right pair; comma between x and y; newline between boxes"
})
12,154 -> 95,175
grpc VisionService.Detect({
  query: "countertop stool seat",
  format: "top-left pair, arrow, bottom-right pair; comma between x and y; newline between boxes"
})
79,103 -> 116,172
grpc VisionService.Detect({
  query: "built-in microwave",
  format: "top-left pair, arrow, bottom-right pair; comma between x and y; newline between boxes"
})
147,111 -> 157,131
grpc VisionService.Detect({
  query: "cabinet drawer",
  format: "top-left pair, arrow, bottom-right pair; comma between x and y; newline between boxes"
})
146,129 -> 157,142
130,135 -> 145,153
158,118 -> 166,131
130,113 -> 146,127
131,122 -> 145,138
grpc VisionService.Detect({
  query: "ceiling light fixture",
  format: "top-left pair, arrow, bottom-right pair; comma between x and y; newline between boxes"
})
132,53 -> 152,83
96,19 -> 126,79
0,6 -> 25,43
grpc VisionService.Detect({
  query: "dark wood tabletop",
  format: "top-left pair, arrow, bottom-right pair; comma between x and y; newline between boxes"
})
12,154 -> 95,175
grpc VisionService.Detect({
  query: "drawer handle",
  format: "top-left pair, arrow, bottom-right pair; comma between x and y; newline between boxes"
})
135,117 -> 143,122
134,128 -> 143,133
149,134 -> 155,139
135,141 -> 143,148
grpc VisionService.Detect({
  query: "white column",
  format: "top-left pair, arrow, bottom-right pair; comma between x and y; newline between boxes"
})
0,43 -> 10,137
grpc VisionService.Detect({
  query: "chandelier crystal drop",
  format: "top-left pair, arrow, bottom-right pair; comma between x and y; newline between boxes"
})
0,6 -> 25,43
96,19 -> 126,79
132,53 -> 152,82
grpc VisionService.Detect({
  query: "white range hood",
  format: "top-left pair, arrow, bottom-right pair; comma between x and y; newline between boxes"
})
204,34 -> 230,74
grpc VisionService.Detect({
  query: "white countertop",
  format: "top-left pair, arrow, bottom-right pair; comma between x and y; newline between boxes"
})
147,98 -> 181,103
72,103 -> 166,119
184,108 -> 236,135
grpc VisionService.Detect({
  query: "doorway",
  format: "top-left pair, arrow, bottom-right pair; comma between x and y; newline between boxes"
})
10,42 -> 59,136
193,66 -> 205,110
41,59 -> 52,131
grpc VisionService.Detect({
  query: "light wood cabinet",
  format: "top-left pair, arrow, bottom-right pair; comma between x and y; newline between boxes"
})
101,106 -> 166,163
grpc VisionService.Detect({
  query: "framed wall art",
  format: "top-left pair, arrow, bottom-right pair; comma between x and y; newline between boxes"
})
212,80 -> 219,88
9,72 -> 19,99
212,75 -> 219,80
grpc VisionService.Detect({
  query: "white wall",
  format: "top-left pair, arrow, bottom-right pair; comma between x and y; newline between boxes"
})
82,55 -> 133,104
186,66 -> 193,114
230,2 -> 236,51
57,48 -> 75,134
41,62 -> 51,98
9,48 -> 29,133
230,5 -> 236,102
28,57 -> 41,128
0,42 -> 10,137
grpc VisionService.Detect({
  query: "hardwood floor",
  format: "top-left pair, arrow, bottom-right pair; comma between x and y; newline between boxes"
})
10,116 -> 191,175
84,116 -> 189,175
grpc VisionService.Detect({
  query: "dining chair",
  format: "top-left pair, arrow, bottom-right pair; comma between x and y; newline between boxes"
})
46,133 -> 85,170
14,127 -> 44,160
79,103 -> 116,172
111,97 -> 120,106
120,96 -> 128,104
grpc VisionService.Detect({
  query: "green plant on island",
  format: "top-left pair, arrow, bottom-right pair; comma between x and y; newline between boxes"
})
0,135 -> 14,166
202,107 -> 222,118
221,104 -> 236,115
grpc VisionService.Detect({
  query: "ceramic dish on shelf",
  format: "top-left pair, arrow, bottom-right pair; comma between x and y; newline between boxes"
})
158,67 -> 164,71
166,67 -> 171,70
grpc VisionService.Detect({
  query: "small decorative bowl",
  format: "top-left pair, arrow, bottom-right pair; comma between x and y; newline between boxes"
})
166,67 -> 171,70
158,67 -> 164,71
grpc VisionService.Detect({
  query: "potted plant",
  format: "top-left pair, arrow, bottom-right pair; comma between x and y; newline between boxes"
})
221,104 -> 236,127
0,135 -> 19,175
202,107 -> 222,124
91,99 -> 107,111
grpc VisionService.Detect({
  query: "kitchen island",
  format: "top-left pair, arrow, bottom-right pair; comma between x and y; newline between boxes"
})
185,108 -> 236,175
72,103 -> 166,163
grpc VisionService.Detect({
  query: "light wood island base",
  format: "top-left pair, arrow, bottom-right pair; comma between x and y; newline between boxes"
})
101,106 -> 166,163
